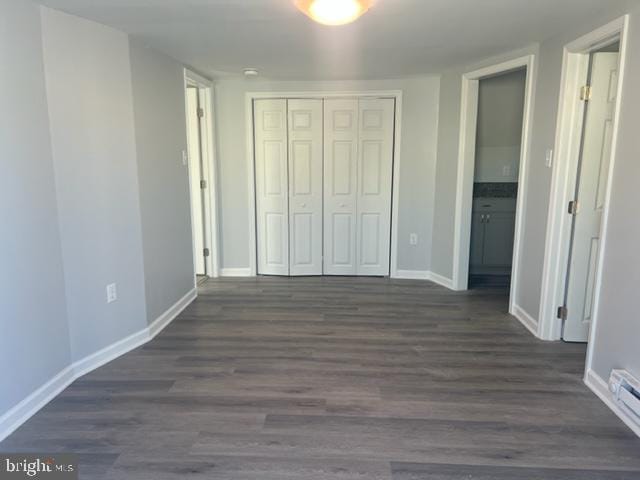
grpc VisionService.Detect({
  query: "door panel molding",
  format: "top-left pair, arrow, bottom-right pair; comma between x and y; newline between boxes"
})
562,52 -> 619,342
324,98 -> 359,275
288,99 -> 323,276
247,91 -> 403,278
254,99 -> 289,275
356,98 -> 395,276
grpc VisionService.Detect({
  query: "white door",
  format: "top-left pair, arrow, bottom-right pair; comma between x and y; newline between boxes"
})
356,98 -> 395,276
288,99 -> 324,276
186,87 -> 206,276
323,99 -> 359,275
563,52 -> 619,342
254,99 -> 289,275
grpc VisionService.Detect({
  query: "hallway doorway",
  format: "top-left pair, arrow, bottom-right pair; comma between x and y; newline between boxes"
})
184,69 -> 219,282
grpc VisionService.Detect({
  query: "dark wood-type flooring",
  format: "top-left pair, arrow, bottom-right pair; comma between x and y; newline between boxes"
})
2,277 -> 640,479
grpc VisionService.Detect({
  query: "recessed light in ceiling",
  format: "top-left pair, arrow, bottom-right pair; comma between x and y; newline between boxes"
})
243,68 -> 259,77
295,0 -> 374,26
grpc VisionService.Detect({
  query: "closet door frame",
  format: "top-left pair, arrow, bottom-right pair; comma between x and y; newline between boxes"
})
246,91 -> 403,277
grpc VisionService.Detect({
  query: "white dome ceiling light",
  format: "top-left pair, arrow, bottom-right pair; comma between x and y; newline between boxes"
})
295,0 -> 374,26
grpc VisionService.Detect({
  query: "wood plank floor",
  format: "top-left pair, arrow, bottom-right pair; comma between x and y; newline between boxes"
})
2,277 -> 639,479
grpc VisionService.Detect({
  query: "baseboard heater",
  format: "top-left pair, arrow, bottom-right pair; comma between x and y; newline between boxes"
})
609,369 -> 640,427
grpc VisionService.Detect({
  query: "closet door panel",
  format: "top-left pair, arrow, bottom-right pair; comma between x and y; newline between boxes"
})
254,99 -> 289,275
288,99 -> 323,276
357,98 -> 395,276
324,99 -> 359,275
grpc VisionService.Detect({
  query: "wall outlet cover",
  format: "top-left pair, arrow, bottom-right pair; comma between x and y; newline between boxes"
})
106,283 -> 117,303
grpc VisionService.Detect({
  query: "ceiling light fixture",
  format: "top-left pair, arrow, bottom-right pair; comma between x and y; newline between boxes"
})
295,0 -> 374,26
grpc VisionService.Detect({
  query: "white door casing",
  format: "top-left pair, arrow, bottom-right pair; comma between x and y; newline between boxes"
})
563,52 -> 619,342
254,99 -> 289,275
357,98 -> 395,276
288,99 -> 324,276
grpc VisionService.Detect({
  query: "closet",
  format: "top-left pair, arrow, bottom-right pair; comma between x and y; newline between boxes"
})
254,96 -> 395,277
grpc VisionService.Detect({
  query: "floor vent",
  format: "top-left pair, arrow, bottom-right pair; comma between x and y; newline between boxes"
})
609,369 -> 640,426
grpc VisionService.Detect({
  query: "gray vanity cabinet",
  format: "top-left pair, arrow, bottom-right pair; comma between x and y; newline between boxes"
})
469,198 -> 517,274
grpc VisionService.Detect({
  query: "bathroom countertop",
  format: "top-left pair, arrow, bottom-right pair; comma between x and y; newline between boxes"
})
473,182 -> 518,198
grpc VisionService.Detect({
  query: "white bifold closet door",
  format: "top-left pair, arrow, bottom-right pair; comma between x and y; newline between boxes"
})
255,98 -> 323,276
288,99 -> 324,276
254,99 -> 289,275
323,99 -> 359,275
324,98 -> 395,276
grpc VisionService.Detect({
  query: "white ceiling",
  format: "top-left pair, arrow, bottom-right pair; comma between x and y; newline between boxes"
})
37,0 -> 631,80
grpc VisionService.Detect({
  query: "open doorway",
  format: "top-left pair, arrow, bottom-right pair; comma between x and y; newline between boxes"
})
539,17 -> 628,344
468,69 -> 526,290
452,55 -> 536,330
184,69 -> 219,284
186,86 -> 208,283
561,42 -> 620,342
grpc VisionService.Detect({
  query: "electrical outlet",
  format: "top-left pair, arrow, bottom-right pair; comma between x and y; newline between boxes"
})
409,233 -> 418,246
181,150 -> 188,166
502,165 -> 511,177
106,283 -> 117,303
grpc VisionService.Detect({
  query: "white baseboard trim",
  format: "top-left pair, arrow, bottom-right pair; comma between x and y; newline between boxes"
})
392,270 -> 454,289
585,368 -> 640,438
394,269 -> 431,280
0,366 -> 75,444
0,287 -> 197,443
428,271 -> 455,290
220,267 -> 252,277
72,327 -> 149,380
148,289 -> 197,340
511,304 -> 539,337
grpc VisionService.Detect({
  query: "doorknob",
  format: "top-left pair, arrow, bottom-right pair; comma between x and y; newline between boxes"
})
340,203 -> 346,207
301,203 -> 307,208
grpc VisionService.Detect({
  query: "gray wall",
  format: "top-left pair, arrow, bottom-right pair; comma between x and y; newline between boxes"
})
475,69 -> 526,183
2,0 -> 638,438
129,40 -> 195,324
0,0 -> 71,414
430,71 -> 463,280
429,1 -> 639,387
41,7 -> 148,361
516,10 -> 631,320
590,5 -> 640,382
215,77 -> 441,273
1,2 -> 195,426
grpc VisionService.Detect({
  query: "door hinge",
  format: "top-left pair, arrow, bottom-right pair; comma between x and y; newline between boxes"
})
203,248 -> 210,257
197,107 -> 205,118
557,305 -> 568,320
568,200 -> 578,215
200,179 -> 207,189
580,85 -> 592,102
